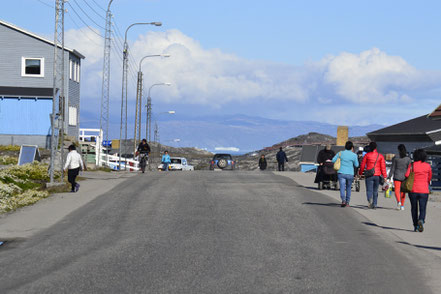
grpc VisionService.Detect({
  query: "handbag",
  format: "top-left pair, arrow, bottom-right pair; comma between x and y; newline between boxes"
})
364,153 -> 379,178
333,152 -> 342,171
401,163 -> 415,193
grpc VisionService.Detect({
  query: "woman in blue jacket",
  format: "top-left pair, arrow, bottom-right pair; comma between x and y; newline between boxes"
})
332,141 -> 359,207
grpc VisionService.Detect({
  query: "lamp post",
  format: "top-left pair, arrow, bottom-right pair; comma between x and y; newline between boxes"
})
133,54 -> 170,154
119,21 -> 161,170
145,83 -> 171,143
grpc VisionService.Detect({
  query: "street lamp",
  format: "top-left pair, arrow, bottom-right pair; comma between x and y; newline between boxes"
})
134,54 -> 170,154
145,82 -> 171,142
119,21 -> 161,170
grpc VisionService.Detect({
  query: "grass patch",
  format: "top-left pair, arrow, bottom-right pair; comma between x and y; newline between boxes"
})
0,155 -> 18,165
0,145 -> 20,152
0,162 -> 61,214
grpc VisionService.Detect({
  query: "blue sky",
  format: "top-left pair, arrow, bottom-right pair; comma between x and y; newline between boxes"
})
2,0 -> 441,139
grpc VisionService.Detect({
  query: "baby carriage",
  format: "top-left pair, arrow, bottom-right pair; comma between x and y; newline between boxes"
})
317,160 -> 338,190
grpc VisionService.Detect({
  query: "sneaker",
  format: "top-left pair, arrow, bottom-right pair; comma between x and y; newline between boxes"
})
345,203 -> 350,207
396,202 -> 401,210
341,202 -> 346,207
418,220 -> 424,232
75,183 -> 80,192
400,206 -> 405,211
414,226 -> 418,232
372,206 -> 377,210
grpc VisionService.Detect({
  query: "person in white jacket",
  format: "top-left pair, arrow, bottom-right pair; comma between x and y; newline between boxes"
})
64,144 -> 85,192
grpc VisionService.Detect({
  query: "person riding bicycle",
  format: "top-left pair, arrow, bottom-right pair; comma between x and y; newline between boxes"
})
136,139 -> 151,173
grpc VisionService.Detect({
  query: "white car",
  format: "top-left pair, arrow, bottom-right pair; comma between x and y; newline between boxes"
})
158,157 -> 194,171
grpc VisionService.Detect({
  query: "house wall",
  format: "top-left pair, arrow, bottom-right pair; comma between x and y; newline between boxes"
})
0,23 -> 82,141
0,23 -> 54,88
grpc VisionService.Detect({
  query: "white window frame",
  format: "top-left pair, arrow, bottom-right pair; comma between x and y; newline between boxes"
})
76,62 -> 80,83
69,59 -> 73,80
69,106 -> 78,126
21,57 -> 45,77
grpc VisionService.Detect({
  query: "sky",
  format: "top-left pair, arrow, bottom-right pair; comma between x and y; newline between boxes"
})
2,0 -> 441,140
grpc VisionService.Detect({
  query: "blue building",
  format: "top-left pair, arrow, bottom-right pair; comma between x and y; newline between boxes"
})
0,19 -> 85,148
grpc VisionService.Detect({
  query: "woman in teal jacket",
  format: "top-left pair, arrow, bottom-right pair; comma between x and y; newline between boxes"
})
161,150 -> 171,171
332,141 -> 359,207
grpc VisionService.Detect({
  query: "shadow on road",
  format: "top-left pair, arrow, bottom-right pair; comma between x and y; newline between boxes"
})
302,202 -> 341,207
397,241 -> 441,251
363,221 -> 414,233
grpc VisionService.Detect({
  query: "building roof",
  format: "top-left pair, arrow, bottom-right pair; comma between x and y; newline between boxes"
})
367,115 -> 441,136
0,19 -> 85,59
422,144 -> 441,155
428,103 -> 441,120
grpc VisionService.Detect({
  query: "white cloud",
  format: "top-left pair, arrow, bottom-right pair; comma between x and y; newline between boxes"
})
65,27 -> 441,123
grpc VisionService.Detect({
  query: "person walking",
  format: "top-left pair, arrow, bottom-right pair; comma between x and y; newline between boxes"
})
332,141 -> 359,207
64,144 -> 85,193
388,144 -> 411,211
276,147 -> 288,171
161,150 -> 171,171
359,142 -> 387,209
315,144 -> 336,184
406,149 -> 432,232
258,154 -> 267,170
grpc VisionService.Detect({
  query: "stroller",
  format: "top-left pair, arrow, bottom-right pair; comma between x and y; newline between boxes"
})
317,160 -> 338,190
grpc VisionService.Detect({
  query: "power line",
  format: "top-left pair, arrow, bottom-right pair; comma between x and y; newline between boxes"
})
91,0 -> 107,12
81,0 -> 106,20
71,0 -> 106,30
35,0 -> 53,8
66,14 -> 102,46
66,2 -> 104,38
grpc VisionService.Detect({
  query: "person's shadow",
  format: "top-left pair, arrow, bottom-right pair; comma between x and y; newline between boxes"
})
398,241 -> 441,251
363,221 -> 414,232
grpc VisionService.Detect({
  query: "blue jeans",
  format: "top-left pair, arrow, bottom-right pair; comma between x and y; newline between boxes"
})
365,176 -> 380,207
162,163 -> 169,171
408,193 -> 429,227
338,173 -> 354,204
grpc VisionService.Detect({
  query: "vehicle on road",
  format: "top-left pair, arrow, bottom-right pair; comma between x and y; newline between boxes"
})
158,157 -> 194,171
210,153 -> 235,170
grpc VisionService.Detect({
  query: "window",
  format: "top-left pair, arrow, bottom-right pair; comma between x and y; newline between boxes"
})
69,106 -> 77,126
21,57 -> 45,77
69,60 -> 73,80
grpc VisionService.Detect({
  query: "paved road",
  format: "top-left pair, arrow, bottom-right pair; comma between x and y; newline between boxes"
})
0,172 -> 432,293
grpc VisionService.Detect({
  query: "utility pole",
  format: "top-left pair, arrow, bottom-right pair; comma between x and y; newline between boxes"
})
133,70 -> 142,155
99,0 -> 114,167
49,0 -> 65,183
146,96 -> 152,142
119,22 -> 162,170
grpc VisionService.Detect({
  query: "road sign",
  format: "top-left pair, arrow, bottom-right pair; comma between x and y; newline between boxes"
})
18,145 -> 41,165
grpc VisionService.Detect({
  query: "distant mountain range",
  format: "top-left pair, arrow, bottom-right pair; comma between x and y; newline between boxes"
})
156,114 -> 383,154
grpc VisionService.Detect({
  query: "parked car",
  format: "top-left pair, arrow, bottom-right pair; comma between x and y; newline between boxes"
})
210,153 -> 235,170
157,157 -> 194,171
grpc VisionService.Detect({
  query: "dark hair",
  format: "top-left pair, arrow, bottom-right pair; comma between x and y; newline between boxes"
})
413,149 -> 427,162
369,141 -> 377,151
142,139 -> 147,143
279,147 -> 283,151
164,150 -> 168,153
68,144 -> 76,151
397,144 -> 407,158
345,141 -> 354,150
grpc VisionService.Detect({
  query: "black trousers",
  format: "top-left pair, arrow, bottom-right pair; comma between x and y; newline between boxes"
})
68,167 -> 80,191
278,162 -> 285,171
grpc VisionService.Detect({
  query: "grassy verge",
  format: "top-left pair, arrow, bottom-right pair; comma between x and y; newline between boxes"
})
0,162 -> 63,213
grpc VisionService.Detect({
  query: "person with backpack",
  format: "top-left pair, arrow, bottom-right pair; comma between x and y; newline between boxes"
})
405,149 -> 432,232
276,147 -> 288,171
359,142 -> 387,209
388,144 -> 411,211
332,141 -> 359,207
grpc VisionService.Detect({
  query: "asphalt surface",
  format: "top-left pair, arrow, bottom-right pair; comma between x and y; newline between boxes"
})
0,171 -> 432,293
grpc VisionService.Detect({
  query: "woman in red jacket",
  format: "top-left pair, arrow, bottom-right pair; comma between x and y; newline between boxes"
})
359,142 -> 387,209
405,149 -> 432,232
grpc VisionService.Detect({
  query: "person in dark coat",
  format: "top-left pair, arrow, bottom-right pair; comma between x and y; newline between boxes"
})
276,147 -> 288,171
314,145 -> 336,183
258,154 -> 267,170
